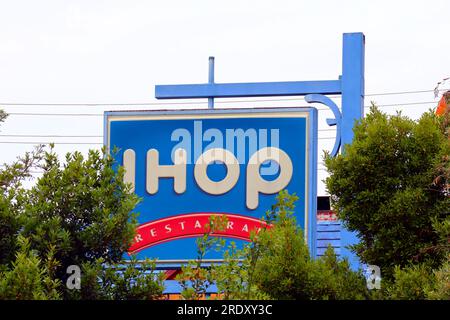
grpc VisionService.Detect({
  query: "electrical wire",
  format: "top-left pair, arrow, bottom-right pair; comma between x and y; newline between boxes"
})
0,88 -> 446,146
0,134 -> 102,138
1,100 -> 440,117
0,141 -> 103,145
0,140 -> 338,145
0,88 -> 447,106
0,138 -> 338,144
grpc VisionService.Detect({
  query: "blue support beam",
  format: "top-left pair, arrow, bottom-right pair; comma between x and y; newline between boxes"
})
341,33 -> 365,144
156,80 -> 342,99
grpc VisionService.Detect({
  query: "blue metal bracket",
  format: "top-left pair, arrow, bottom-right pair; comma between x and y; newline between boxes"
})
305,94 -> 341,157
154,32 -> 365,269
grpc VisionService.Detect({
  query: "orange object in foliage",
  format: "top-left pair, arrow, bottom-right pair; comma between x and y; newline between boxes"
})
436,92 -> 449,116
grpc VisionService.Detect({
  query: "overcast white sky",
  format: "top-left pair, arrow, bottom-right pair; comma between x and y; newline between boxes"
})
0,0 -> 449,194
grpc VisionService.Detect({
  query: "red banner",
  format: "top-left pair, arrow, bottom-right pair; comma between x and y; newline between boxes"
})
317,210 -> 337,222
128,213 -> 269,254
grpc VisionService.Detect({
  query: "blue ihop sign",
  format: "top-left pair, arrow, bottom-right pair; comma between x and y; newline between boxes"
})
105,108 -> 318,260
104,32 -> 365,268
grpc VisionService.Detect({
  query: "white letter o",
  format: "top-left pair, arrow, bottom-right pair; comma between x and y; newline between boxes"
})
194,148 -> 240,195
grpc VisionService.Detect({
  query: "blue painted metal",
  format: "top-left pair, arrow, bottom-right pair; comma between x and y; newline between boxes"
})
317,247 -> 341,256
308,107 -> 318,258
156,80 -> 342,99
305,94 -> 342,157
208,56 -> 215,109
150,32 -> 365,269
316,223 -> 341,257
339,33 -> 365,269
317,239 -> 341,247
317,232 -> 340,240
164,280 -> 218,294
316,225 -> 341,232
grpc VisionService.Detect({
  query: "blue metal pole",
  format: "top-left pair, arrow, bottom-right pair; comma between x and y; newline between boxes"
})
340,32 -> 365,270
208,56 -> 215,109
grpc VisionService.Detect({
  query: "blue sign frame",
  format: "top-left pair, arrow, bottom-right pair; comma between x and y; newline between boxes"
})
105,107 -> 318,260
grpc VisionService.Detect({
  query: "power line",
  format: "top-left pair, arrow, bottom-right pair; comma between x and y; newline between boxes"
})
0,126 -> 334,139
365,89 -> 438,97
2,101 -> 439,117
0,141 -> 103,145
0,130 -> 333,137
0,101 -> 206,107
6,112 -> 102,117
0,91 -> 442,146
0,130 -> 332,137
318,128 -> 335,132
0,88 -> 447,107
2,87 -> 442,173
0,134 -> 102,138
0,137 -> 336,144
366,101 -> 437,108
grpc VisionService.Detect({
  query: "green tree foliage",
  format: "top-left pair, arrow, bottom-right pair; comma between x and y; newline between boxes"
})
247,191 -> 369,300
181,191 -> 370,300
0,128 -> 163,299
19,148 -> 140,281
384,264 -> 434,300
383,218 -> 450,300
427,256 -> 450,299
68,257 -> 165,300
382,256 -> 449,300
0,236 -> 61,300
177,215 -> 227,300
0,144 -> 45,265
325,106 -> 450,278
0,195 -> 19,266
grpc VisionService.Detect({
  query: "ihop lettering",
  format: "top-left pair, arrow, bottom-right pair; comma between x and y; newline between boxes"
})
123,146 -> 293,210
